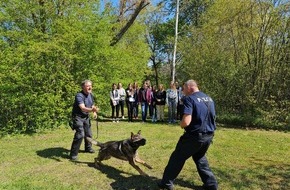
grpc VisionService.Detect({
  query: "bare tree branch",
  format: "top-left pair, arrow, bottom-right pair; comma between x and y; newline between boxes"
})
110,0 -> 150,46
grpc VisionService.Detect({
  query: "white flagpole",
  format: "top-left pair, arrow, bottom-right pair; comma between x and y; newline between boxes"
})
172,0 -> 179,83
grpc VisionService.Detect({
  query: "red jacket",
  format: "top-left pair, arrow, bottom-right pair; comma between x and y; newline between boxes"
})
138,87 -> 151,104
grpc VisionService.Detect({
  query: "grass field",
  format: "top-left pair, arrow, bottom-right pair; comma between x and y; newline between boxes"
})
0,121 -> 289,190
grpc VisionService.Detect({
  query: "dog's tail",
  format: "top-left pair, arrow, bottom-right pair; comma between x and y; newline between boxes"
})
86,137 -> 102,147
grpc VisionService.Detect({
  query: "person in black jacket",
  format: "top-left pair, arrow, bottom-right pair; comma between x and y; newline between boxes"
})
150,85 -> 157,122
125,83 -> 137,122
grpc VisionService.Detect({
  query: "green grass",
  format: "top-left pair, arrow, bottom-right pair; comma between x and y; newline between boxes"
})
0,121 -> 289,190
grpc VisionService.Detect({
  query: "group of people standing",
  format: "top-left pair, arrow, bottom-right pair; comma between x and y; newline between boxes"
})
109,80 -> 185,123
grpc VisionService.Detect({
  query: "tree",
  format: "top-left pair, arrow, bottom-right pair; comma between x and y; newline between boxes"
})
0,0 -> 151,135
177,0 -> 290,129
110,0 -> 150,46
145,0 -> 213,85
145,2 -> 171,86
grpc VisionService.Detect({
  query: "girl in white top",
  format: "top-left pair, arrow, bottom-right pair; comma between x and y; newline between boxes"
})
110,83 -> 120,122
117,82 -> 126,119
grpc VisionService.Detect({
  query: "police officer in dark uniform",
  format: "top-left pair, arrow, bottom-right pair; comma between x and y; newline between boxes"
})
158,79 -> 218,190
70,80 -> 98,161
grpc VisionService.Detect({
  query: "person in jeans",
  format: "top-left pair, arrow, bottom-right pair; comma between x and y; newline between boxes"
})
158,79 -> 218,190
166,81 -> 178,123
70,80 -> 98,161
138,82 -> 151,122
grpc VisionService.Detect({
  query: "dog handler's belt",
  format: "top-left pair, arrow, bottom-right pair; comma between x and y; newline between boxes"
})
185,131 -> 214,137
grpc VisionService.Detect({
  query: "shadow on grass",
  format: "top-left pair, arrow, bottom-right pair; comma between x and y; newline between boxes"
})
36,147 -> 70,161
35,147 -> 205,189
89,162 -> 159,190
72,160 -> 202,190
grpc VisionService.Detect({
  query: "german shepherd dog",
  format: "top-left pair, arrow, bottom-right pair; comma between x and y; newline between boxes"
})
86,130 -> 152,176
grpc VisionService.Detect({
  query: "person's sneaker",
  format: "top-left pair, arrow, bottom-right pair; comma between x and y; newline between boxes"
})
157,181 -> 174,190
122,116 -> 125,119
70,156 -> 78,161
85,148 -> 95,153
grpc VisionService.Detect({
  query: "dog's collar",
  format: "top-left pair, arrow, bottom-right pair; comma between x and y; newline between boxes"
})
118,140 -> 136,155
122,139 -> 140,151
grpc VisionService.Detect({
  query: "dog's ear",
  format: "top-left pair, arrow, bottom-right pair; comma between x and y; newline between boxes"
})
131,132 -> 134,138
137,130 -> 141,135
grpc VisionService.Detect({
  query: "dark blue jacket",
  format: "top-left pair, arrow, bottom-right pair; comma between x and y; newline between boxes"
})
183,91 -> 216,134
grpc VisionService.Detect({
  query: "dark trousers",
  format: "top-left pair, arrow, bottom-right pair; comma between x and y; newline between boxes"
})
161,133 -> 218,190
127,101 -> 134,121
111,103 -> 120,119
149,102 -> 153,117
177,103 -> 183,120
70,116 -> 93,157
119,100 -> 125,117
